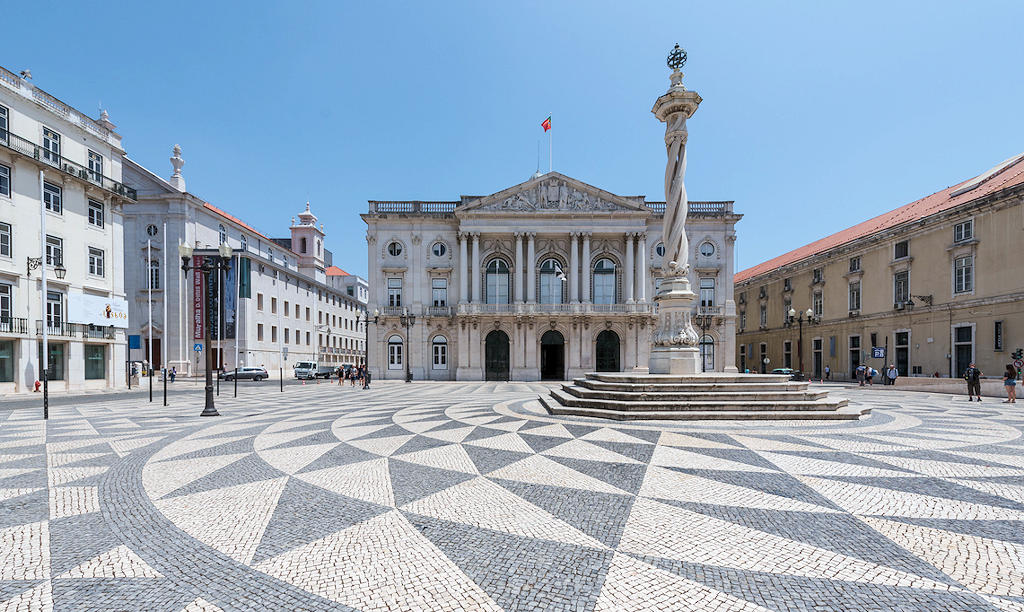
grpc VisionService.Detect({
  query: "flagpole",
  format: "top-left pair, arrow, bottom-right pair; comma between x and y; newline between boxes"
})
549,114 -> 552,172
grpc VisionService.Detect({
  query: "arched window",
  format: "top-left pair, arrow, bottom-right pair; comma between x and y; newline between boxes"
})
149,259 -> 160,290
700,335 -> 715,372
593,258 -> 616,304
485,259 -> 510,304
300,237 -> 308,253
240,235 -> 247,252
655,242 -> 665,257
218,224 -> 227,245
316,240 -> 321,256
432,335 -> 448,370
539,258 -> 564,304
388,335 -> 403,369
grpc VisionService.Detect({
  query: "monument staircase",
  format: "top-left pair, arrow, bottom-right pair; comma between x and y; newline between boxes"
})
540,373 -> 868,421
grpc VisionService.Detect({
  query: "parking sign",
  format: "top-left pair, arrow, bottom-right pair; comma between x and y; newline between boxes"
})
872,347 -> 885,359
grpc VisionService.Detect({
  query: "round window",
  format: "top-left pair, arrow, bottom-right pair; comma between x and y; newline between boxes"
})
387,242 -> 403,257
146,224 -> 158,237
699,242 -> 715,257
655,242 -> 665,257
432,242 -> 447,257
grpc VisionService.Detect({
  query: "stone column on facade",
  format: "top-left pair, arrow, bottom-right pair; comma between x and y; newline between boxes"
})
569,232 -> 580,304
471,233 -> 481,304
514,232 -> 524,303
636,233 -> 648,303
581,233 -> 592,304
624,233 -> 636,304
458,233 -> 468,304
526,233 -> 537,303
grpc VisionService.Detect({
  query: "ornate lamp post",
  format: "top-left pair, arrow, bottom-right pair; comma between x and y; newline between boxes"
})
399,307 -> 416,382
178,242 -> 233,416
785,307 -> 819,378
354,309 -> 379,369
27,255 -> 66,420
694,309 -> 714,372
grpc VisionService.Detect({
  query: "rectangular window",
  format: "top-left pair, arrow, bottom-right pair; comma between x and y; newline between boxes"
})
894,270 -> 909,303
0,340 -> 13,383
42,127 -> 61,164
149,260 -> 160,290
432,278 -> 448,307
43,182 -> 62,213
295,304 -> 299,318
257,293 -> 264,310
389,341 -> 403,368
433,341 -> 448,369
783,340 -> 792,369
783,278 -> 792,291
813,291 -> 823,318
284,328 -> 289,344
0,104 -> 7,142
953,219 -> 973,243
305,307 -> 310,321
84,345 -> 105,380
284,301 -> 289,317
88,247 -> 104,277
88,150 -> 103,183
894,240 -> 909,260
88,200 -> 104,227
257,324 -> 264,341
739,311 -> 746,331
849,256 -> 861,273
0,163 -> 9,197
271,297 -> 277,314
699,277 -> 715,308
271,326 -> 277,343
0,283 -> 12,320
995,321 -> 1003,351
45,235 -> 63,266
812,268 -> 823,283
759,304 -> 767,328
0,222 -> 10,257
388,278 -> 402,307
849,282 -> 861,311
782,297 -> 791,325
954,255 -> 973,294
46,290 -> 63,325
306,331 -> 310,346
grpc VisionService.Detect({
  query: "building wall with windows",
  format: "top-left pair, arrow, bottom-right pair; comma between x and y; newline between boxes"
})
122,153 -> 367,376
362,172 -> 741,381
734,153 -> 1024,379
0,67 -> 132,392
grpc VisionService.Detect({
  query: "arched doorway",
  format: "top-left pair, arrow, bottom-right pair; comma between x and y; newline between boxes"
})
540,330 -> 565,380
595,330 -> 620,372
699,334 -> 715,372
485,330 -> 510,381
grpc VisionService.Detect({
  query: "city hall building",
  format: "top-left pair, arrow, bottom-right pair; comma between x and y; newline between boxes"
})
734,153 -> 1024,380
363,172 -> 741,381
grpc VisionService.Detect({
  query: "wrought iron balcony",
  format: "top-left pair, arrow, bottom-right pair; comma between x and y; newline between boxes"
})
0,130 -> 136,200
36,320 -> 83,337
83,324 -> 117,339
0,317 -> 29,334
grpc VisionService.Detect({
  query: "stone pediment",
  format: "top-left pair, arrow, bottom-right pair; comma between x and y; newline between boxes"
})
458,172 -> 646,215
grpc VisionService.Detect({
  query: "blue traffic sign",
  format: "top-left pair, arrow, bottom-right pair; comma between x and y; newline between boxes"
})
193,343 -> 203,352
872,347 -> 885,359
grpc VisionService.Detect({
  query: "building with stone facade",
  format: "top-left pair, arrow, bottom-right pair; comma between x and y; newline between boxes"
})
122,150 -> 367,376
0,67 -> 133,393
734,153 -> 1024,380
362,172 -> 741,381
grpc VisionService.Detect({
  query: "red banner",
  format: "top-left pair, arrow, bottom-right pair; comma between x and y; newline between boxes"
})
193,256 -> 204,340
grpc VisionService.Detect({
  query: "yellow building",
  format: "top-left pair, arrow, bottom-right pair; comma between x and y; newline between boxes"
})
734,154 -> 1024,381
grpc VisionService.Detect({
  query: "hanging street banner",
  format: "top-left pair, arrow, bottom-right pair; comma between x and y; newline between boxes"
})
223,259 -> 237,340
193,255 -> 205,340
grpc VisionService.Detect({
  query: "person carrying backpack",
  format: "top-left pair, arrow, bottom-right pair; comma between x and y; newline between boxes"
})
963,363 -> 983,401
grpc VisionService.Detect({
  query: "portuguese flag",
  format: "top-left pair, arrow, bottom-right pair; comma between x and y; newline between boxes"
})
541,116 -> 551,132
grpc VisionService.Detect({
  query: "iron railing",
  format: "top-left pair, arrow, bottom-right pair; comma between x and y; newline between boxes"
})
0,130 -> 136,200
370,201 -> 457,214
0,317 -> 29,334
33,320 -> 116,338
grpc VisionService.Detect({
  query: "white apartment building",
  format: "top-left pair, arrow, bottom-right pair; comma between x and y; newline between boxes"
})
362,172 -> 741,381
122,149 -> 367,376
0,67 -> 132,393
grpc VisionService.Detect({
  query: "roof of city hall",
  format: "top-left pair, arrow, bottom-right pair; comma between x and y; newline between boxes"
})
734,153 -> 1024,284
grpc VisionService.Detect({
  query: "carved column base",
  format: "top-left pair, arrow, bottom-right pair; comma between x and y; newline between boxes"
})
649,274 -> 700,375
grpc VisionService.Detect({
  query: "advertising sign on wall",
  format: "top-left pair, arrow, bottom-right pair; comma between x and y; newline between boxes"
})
69,293 -> 129,328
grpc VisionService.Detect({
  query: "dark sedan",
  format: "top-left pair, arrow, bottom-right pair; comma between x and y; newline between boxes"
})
771,368 -> 803,381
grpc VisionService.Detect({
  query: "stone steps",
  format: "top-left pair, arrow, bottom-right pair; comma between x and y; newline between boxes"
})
540,371 -> 865,421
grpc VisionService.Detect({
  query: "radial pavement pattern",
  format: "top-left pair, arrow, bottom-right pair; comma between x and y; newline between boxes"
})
1,382 -> 1023,611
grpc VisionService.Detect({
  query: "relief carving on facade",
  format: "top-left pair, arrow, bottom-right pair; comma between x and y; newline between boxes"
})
652,309 -> 701,347
480,180 -> 621,212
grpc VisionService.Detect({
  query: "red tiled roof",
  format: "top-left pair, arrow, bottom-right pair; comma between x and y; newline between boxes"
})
201,202 -> 299,257
735,154 -> 1024,283
325,266 -> 349,276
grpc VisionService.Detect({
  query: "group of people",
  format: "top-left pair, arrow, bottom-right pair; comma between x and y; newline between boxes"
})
340,364 -> 370,389
854,364 -> 900,386
963,362 -> 1018,403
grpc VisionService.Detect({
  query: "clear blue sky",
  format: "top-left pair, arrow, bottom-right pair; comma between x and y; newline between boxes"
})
5,1 -> 1022,278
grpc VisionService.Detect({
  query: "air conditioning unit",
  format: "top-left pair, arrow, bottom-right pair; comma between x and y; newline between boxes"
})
894,302 -> 905,310
848,310 -> 859,318
63,164 -> 76,174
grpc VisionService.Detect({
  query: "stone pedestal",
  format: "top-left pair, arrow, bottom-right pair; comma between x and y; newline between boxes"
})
649,274 -> 700,375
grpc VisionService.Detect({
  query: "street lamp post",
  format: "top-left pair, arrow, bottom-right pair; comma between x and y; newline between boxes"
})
694,309 -> 714,373
354,309 -> 379,371
399,307 -> 416,382
785,307 -> 819,378
27,255 -> 66,421
178,242 -> 233,417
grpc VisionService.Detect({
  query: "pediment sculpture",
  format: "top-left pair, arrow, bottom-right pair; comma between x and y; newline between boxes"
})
478,180 -> 622,212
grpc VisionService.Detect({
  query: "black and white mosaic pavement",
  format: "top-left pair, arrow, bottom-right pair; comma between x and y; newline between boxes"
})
2,381 -> 1023,611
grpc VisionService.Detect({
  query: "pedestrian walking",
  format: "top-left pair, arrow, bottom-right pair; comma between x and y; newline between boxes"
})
169,366 -> 176,383
824,365 -> 830,381
866,367 -> 876,386
363,367 -> 371,390
885,364 -> 898,386
855,364 -> 866,386
963,362 -> 983,401
1003,364 -> 1017,403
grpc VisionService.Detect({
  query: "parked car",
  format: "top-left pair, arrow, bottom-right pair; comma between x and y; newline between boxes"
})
220,367 -> 269,381
771,368 -> 803,381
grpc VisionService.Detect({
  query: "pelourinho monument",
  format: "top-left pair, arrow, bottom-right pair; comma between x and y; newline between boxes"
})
542,45 -> 863,420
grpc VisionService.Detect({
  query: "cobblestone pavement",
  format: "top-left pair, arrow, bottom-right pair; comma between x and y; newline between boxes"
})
1,381 -> 1023,611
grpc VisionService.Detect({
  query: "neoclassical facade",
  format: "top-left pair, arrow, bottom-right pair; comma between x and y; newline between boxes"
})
363,172 -> 741,381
